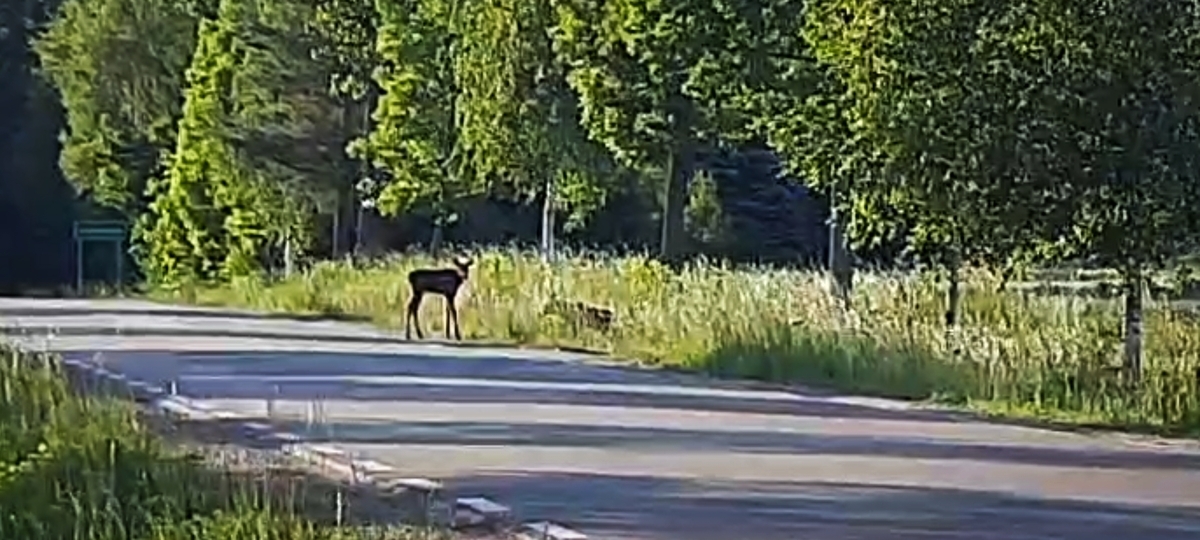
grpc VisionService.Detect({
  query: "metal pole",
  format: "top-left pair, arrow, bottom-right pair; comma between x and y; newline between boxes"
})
284,235 -> 294,278
332,196 -> 341,258
75,237 -> 83,295
541,174 -> 556,262
114,239 -> 123,289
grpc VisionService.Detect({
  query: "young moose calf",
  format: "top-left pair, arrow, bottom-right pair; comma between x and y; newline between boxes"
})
405,256 -> 473,341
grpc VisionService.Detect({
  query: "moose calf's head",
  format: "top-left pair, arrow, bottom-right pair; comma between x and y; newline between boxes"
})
452,256 -> 474,278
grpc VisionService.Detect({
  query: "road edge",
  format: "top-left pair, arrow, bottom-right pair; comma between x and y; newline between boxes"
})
57,354 -> 590,540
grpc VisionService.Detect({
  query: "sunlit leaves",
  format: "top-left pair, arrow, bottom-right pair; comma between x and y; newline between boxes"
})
350,0 -> 475,220
35,0 -> 198,215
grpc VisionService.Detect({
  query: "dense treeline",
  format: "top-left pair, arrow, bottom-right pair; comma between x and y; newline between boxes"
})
3,0 -> 1200,375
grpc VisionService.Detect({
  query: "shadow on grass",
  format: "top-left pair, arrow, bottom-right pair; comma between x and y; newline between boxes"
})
691,319 -> 1200,439
961,401 -> 1200,440
693,322 -> 964,402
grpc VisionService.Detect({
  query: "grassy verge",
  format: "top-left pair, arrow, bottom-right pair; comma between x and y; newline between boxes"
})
0,344 -> 448,540
150,249 -> 1200,435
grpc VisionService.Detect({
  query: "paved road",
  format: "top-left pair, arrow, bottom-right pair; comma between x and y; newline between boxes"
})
4,298 -> 1200,540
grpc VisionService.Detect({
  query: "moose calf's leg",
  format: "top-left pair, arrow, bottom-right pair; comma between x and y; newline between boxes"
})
406,293 -> 425,340
448,301 -> 462,340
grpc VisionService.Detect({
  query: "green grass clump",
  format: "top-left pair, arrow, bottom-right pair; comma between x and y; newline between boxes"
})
153,248 -> 1200,433
0,345 -> 441,540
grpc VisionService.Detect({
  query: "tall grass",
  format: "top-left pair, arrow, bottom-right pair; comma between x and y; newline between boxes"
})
156,248 -> 1200,433
0,345 -> 442,540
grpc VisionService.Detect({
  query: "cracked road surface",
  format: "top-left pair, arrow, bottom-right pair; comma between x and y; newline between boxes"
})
3,297 -> 1200,540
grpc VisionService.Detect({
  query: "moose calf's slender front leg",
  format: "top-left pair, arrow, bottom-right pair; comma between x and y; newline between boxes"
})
448,301 -> 462,340
406,293 -> 425,340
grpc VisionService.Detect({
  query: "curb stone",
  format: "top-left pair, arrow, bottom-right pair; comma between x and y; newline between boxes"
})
51,354 -> 591,539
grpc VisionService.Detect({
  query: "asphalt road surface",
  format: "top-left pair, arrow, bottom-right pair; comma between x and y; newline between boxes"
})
4,298 -> 1200,540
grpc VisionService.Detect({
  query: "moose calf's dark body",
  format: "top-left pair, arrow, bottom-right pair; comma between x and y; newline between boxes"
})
406,257 -> 473,341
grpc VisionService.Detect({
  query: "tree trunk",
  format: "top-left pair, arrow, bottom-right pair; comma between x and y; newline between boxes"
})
659,97 -> 693,268
429,222 -> 444,260
352,86 -> 379,257
662,148 -> 691,266
332,178 -> 358,259
540,173 -> 556,263
1122,268 -> 1145,382
945,260 -> 962,328
660,144 -> 691,267
828,186 -> 854,308
331,194 -> 341,258
354,202 -> 365,256
945,255 -> 962,356
283,235 -> 294,278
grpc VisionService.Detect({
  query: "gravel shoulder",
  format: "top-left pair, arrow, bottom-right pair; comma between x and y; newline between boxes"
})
133,399 -> 513,540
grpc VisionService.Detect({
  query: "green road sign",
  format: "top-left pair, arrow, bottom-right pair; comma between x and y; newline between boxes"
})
72,220 -> 129,293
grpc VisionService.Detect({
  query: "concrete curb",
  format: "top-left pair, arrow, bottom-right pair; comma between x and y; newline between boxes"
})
53,355 -> 591,539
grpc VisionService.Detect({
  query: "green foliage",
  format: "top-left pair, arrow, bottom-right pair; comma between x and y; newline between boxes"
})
138,0 -> 342,286
789,0 -> 1200,277
0,346 -> 451,539
453,0 -> 613,225
551,0 -> 729,261
697,147 -> 830,265
312,0 -> 379,101
350,0 -> 478,223
1009,0 -> 1200,273
35,0 -> 199,216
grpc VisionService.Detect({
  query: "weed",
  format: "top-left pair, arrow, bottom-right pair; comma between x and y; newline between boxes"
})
152,248 -> 1200,433
0,345 -> 447,539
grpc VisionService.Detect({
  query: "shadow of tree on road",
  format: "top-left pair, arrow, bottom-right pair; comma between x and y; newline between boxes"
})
448,472 -> 1200,540
253,418 -> 1200,471
0,305 -> 374,324
105,349 -> 967,424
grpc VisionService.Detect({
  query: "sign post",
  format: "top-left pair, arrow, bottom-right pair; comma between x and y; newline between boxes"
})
73,220 -> 128,293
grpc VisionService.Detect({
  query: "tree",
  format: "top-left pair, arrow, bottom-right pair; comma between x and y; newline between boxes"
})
34,0 -> 199,217
453,0 -> 612,261
138,0 -> 347,284
351,0 -> 482,256
1,0 -> 77,293
1004,0 -> 1200,378
758,0 -> 1058,328
312,0 -> 380,255
673,0 -> 866,296
551,0 -> 730,265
